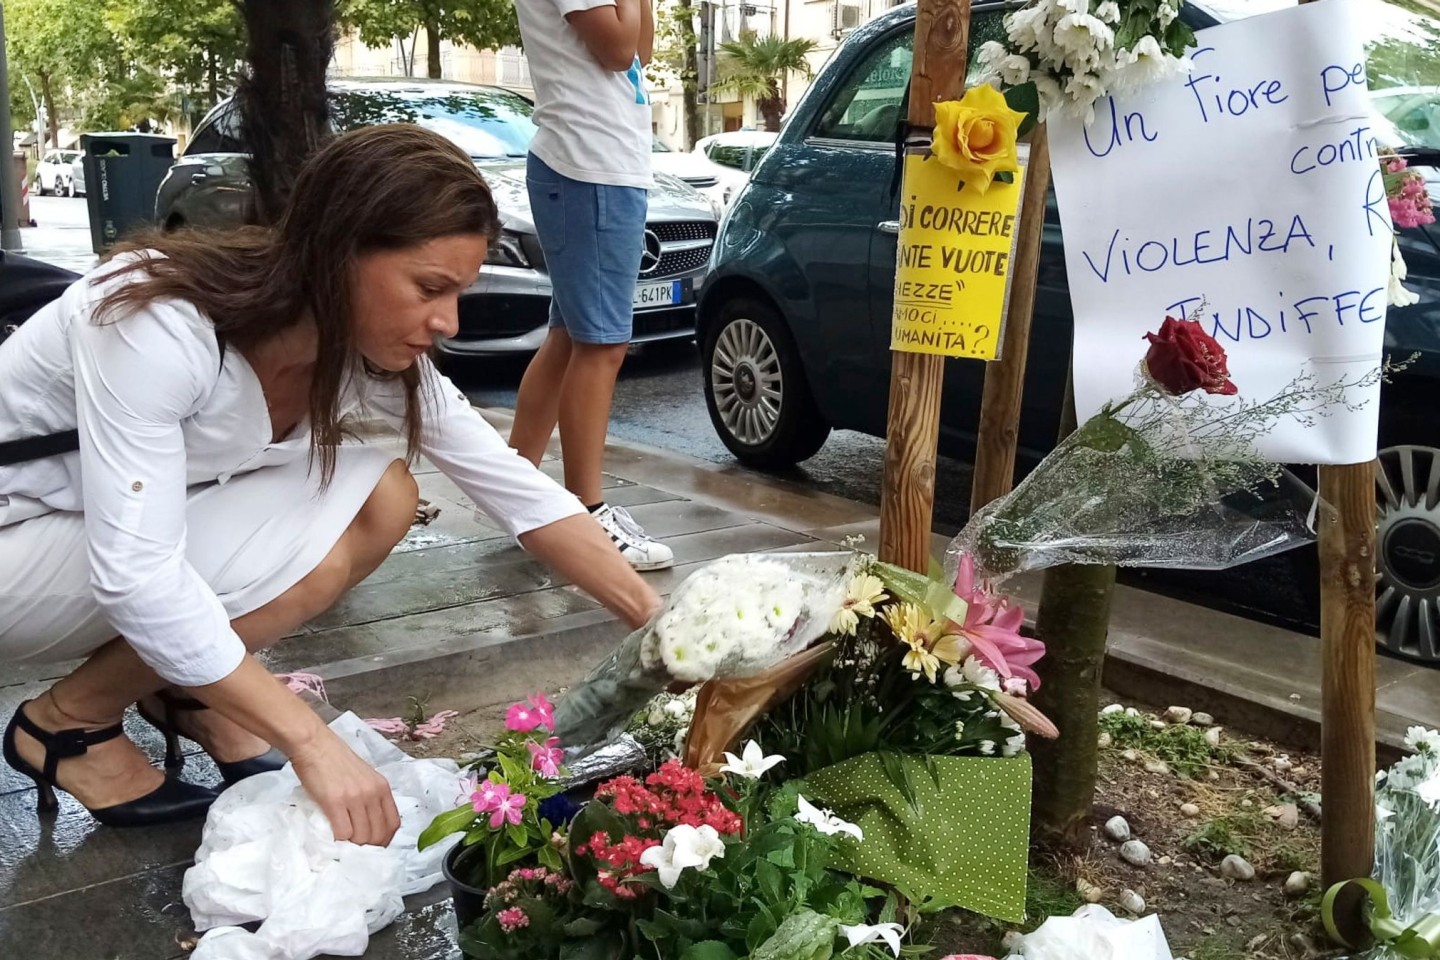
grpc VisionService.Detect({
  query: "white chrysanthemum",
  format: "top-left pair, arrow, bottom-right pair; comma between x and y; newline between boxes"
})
977,39 -> 1007,68
1391,239 -> 1422,308
1006,3 -> 1055,54
1064,71 -> 1107,123
998,53 -> 1032,86
1407,726 -> 1440,753
1056,0 -> 1089,12
1095,1 -> 1120,23
962,656 -> 1001,691
1111,35 -> 1176,95
1002,732 -> 1027,757
1054,13 -> 1114,71
1157,2 -> 1179,27
1032,72 -> 1065,115
980,740 -> 997,756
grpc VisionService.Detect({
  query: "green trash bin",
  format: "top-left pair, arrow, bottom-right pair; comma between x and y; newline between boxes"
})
80,133 -> 177,254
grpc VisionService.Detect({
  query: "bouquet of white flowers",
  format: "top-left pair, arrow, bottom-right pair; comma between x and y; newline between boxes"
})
552,553 -> 859,751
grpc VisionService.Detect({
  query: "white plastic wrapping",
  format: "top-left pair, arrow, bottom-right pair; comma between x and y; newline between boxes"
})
1005,905 -> 1173,960
185,713 -> 468,960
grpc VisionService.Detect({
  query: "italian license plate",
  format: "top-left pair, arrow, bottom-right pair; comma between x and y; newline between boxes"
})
634,280 -> 682,309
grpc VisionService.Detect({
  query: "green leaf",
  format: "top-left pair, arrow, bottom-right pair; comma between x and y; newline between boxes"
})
537,842 -> 564,873
680,942 -> 739,960
1004,81 -> 1040,138
506,823 -> 528,849
417,803 -> 475,851
496,843 -> 535,866
879,749 -> 923,816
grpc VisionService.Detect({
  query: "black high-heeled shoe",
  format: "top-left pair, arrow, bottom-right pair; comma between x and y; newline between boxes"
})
136,690 -> 288,786
2,700 -> 218,827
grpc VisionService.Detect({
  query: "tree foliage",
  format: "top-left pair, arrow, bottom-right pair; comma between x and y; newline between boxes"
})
337,0 -> 521,78
710,33 -> 816,132
647,0 -> 702,148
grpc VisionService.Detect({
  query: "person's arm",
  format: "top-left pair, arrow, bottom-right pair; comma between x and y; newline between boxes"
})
564,0 -> 645,72
363,361 -> 661,628
72,298 -> 398,846
638,0 -> 654,67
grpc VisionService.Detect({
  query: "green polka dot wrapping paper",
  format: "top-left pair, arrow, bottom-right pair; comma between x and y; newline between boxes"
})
807,752 -> 1032,923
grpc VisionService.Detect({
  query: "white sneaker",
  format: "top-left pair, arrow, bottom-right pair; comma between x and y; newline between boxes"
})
592,504 -> 675,571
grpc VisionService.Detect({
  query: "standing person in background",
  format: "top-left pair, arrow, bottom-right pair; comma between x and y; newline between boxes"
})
510,0 -> 675,571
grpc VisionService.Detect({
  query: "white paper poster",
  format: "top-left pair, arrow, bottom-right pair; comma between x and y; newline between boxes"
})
1049,0 -> 1390,464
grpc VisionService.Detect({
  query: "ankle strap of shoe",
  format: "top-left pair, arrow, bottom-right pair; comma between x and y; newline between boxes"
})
14,708 -> 124,785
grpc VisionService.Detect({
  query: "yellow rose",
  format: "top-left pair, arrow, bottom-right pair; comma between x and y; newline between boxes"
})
931,84 -> 1027,194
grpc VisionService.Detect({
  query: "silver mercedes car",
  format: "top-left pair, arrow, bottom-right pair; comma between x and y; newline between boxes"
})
153,78 -> 718,356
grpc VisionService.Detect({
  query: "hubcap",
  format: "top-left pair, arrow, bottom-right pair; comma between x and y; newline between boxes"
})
1376,445 -> 1440,660
711,318 -> 783,446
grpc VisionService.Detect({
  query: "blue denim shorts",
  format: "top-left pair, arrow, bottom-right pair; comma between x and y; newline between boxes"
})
526,153 -> 647,345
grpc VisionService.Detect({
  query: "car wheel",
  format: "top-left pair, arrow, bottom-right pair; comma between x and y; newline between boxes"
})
59,178 -> 71,198
1376,445 -> 1440,661
703,296 -> 829,468
35,176 -> 48,197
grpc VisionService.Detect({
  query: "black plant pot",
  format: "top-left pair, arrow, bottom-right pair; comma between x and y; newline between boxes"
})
442,841 -> 490,932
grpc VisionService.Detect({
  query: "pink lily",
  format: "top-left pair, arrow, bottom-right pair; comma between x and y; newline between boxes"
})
489,786 -> 526,829
951,554 -> 1047,690
527,692 -> 556,731
527,737 -> 564,778
506,701 -> 543,732
472,779 -> 507,813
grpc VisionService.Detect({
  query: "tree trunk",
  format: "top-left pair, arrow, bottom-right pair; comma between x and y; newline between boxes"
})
40,73 -> 58,151
236,0 -> 336,225
1028,374 -> 1119,849
426,23 -> 442,79
208,48 -> 219,106
759,81 -> 783,131
678,0 -> 701,148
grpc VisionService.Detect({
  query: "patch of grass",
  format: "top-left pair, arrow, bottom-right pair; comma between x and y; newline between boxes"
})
1190,940 -> 1250,960
1023,867 -> 1085,931
1268,839 -> 1312,874
1100,710 -> 1227,778
1182,815 -> 1259,861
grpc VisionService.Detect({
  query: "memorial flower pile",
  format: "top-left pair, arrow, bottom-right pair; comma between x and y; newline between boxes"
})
947,312 -> 1379,582
975,0 -> 1196,122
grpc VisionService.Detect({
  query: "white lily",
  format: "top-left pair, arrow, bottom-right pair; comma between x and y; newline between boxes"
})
720,740 -> 785,779
638,823 -> 726,889
839,921 -> 906,956
795,794 -> 864,841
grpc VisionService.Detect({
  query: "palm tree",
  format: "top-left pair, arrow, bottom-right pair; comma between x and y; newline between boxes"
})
710,33 -> 818,132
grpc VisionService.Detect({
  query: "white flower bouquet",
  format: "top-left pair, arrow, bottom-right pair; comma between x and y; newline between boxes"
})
552,553 -> 859,751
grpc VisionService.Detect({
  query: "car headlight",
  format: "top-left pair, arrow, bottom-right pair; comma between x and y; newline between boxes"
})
485,230 -> 531,269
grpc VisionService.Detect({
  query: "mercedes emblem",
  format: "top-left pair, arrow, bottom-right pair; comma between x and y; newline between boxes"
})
639,230 -> 664,276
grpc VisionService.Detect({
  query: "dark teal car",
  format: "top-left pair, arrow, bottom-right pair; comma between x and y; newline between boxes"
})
699,0 -> 1440,659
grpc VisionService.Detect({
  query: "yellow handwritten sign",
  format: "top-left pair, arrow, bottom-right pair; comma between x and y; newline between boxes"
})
890,147 -> 1027,360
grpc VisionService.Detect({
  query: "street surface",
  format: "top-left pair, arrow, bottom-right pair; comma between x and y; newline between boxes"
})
11,196 -> 1321,635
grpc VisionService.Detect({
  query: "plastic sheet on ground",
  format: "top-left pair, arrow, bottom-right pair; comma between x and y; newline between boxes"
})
185,712 -> 468,960
1005,905 -> 1173,960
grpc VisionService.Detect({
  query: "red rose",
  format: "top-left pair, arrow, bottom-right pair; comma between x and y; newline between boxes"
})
1142,316 -> 1238,396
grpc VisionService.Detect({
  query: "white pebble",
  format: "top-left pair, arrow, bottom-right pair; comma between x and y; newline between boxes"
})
1120,840 -> 1152,867
1118,889 -> 1146,915
1158,855 -> 1173,865
1205,727 -> 1223,748
1284,871 -> 1312,897
1192,712 -> 1215,727
1180,803 -> 1200,818
1220,854 -> 1256,881
1144,760 -> 1171,775
1240,799 -> 1253,809
1076,878 -> 1105,903
1164,706 -> 1193,724
1125,707 -> 1142,717
1291,765 -> 1308,778
1121,749 -> 1140,762
1272,755 -> 1294,773
1104,815 -> 1131,842
1265,803 -> 1300,831
1206,771 -> 1221,781
1098,732 -> 1113,749
1150,720 -> 1167,731
1001,931 -> 1025,952
1101,704 -> 1125,716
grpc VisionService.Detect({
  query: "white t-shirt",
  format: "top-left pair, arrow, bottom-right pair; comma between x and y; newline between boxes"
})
515,0 -> 653,189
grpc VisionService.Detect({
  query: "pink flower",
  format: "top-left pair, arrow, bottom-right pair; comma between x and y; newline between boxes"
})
489,785 -> 526,829
527,737 -> 564,778
939,955 -> 998,960
411,709 -> 458,740
472,779 -> 506,813
496,906 -> 529,933
527,692 -> 556,731
951,553 -> 1047,690
506,701 -> 543,732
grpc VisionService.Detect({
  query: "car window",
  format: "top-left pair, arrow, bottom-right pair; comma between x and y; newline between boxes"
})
331,88 -> 537,159
186,101 -> 245,154
810,13 -> 1006,144
708,144 -> 748,170
746,144 -> 771,171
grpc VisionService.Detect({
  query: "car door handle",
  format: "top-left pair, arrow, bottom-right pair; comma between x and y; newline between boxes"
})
877,220 -> 900,235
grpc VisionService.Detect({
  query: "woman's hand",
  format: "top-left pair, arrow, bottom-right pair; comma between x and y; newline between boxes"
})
288,728 -> 401,846
519,513 -> 662,629
190,655 -> 401,846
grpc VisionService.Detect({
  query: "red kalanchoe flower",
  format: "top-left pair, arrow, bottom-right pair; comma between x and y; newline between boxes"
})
1142,316 -> 1238,397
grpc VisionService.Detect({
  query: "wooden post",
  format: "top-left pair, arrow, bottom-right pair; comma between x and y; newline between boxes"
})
969,126 -> 1050,514
878,0 -> 971,571
1319,459 -> 1377,912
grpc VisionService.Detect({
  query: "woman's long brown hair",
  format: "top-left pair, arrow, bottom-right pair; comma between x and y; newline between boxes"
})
94,124 -> 501,485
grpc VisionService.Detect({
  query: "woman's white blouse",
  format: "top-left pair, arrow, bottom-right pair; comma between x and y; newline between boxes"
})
0,257 -> 585,686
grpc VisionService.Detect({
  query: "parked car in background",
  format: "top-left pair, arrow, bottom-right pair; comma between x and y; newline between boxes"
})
67,155 -> 87,197
692,131 -> 778,205
651,137 -> 725,214
700,0 -> 1440,660
155,78 -> 719,356
33,150 -> 83,197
